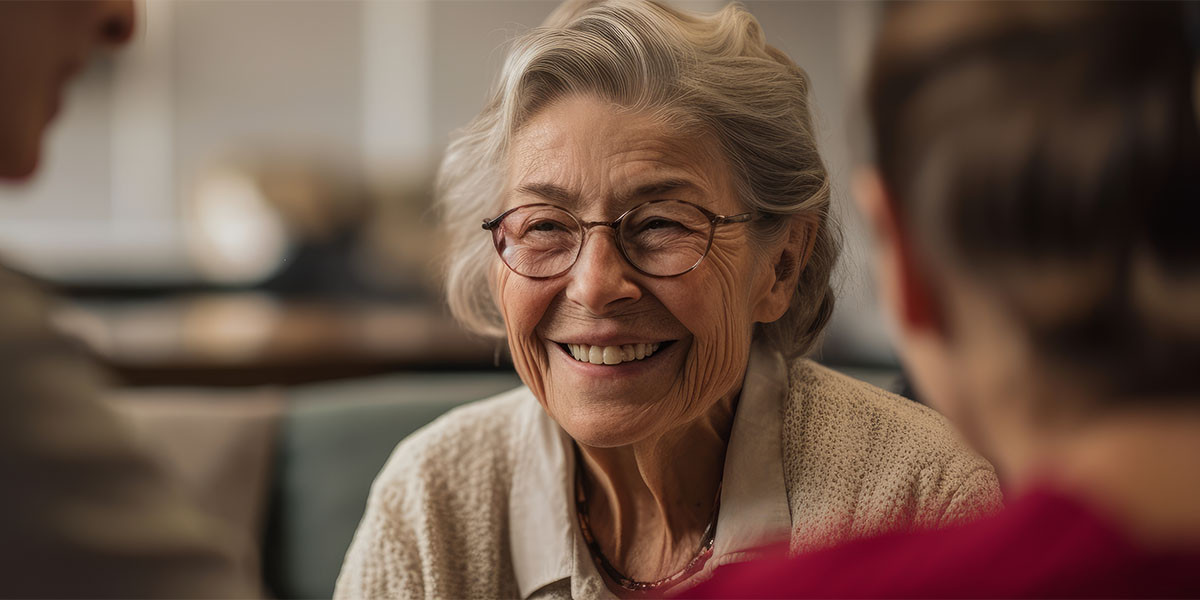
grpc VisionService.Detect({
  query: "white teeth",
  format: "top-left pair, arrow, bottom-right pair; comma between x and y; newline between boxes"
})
565,342 -> 661,365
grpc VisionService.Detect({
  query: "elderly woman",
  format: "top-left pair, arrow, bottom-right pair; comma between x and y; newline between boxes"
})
336,1 -> 1000,598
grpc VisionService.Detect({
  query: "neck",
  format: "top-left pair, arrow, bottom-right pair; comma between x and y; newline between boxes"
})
577,392 -> 735,585
985,383 -> 1200,548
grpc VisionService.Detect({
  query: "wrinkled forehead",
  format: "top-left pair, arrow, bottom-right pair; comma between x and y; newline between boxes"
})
503,96 -> 738,216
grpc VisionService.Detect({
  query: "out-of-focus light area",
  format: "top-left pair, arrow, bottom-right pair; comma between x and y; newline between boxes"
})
0,0 -> 896,387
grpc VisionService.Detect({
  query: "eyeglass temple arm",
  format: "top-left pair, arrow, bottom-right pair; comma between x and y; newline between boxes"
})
482,214 -> 508,230
483,205 -> 532,230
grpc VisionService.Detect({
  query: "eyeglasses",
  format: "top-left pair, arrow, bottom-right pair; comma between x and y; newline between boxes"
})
481,199 -> 755,279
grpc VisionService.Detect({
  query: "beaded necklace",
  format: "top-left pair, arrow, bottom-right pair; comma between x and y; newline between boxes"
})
573,453 -> 722,595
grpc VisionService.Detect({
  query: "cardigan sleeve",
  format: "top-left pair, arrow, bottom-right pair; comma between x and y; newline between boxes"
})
940,467 -> 1005,527
334,479 -> 427,599
334,396 -> 523,599
782,359 -> 1005,550
334,427 -> 454,599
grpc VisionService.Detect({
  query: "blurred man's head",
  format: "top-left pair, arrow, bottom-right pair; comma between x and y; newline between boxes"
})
860,1 -> 1200,462
0,0 -> 134,180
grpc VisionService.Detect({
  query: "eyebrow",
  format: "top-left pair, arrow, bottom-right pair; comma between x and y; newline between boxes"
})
514,183 -> 575,204
513,178 -> 700,206
618,179 -> 697,203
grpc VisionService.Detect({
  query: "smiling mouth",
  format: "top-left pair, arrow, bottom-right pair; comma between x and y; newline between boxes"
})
557,341 -> 674,365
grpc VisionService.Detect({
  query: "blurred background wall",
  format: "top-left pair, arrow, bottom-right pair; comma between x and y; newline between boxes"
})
0,0 -> 895,386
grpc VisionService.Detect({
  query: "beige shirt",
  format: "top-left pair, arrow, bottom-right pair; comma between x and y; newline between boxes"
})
336,342 -> 1002,599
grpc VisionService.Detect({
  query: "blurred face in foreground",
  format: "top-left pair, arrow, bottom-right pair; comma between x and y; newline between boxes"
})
494,94 -> 794,448
0,0 -> 134,179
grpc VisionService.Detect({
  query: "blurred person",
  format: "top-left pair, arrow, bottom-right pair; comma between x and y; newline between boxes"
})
335,1 -> 1000,597
0,2 -> 256,597
689,1 -> 1200,597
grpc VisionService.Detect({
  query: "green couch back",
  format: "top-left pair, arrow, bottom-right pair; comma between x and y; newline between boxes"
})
262,372 -> 522,599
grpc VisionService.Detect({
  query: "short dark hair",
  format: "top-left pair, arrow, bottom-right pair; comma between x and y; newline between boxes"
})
867,1 -> 1200,398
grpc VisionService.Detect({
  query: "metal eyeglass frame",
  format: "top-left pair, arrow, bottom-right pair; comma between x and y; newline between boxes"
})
481,198 -> 755,279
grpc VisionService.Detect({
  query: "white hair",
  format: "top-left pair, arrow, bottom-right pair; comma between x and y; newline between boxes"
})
437,0 -> 840,358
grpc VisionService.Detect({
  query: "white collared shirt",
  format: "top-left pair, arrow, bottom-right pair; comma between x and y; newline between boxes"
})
507,341 -> 792,599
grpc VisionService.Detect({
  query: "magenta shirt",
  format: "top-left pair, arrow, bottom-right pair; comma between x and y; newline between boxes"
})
684,487 -> 1200,598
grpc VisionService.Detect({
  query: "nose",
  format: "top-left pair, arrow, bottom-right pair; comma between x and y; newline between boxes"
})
94,0 -> 135,47
565,228 -> 642,315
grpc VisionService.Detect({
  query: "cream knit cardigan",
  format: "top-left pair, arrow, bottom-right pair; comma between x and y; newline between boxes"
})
336,359 -> 1002,599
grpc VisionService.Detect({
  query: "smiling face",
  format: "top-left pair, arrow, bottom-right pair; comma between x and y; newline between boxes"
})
495,95 -> 784,448
0,1 -> 134,179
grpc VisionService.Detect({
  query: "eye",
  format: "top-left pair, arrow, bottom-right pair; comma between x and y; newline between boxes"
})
518,216 -> 577,241
635,218 -> 685,233
528,219 -> 570,233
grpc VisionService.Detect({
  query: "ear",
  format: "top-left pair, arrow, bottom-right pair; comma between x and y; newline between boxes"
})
854,168 -> 944,337
752,214 -> 818,324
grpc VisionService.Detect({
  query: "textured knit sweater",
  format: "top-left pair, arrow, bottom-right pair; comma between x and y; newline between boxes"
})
335,351 -> 1002,599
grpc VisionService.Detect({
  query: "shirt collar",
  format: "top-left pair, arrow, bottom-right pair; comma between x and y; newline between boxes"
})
507,339 -> 791,598
707,339 -> 792,569
507,393 -> 581,598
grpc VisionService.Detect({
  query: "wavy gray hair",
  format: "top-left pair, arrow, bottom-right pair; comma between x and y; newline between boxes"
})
437,0 -> 840,359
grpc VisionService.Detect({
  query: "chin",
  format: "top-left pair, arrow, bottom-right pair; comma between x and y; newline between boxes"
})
550,402 -> 665,449
531,338 -> 695,448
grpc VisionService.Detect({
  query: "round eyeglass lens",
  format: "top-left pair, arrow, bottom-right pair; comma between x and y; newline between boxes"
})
492,205 -> 581,278
619,201 -> 712,276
